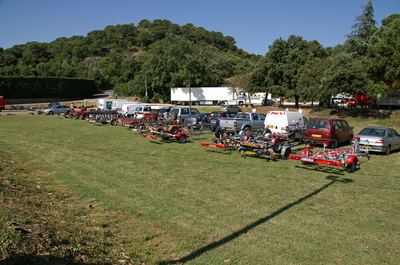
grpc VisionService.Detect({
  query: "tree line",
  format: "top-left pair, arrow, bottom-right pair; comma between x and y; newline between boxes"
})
0,1 -> 399,105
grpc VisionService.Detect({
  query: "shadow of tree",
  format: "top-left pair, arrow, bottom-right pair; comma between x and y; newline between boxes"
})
159,175 -> 353,264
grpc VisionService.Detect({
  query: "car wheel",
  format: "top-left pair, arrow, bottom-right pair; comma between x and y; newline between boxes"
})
110,119 -> 118,126
330,139 -> 338,149
385,145 -> 391,155
48,111 -> 54,115
243,126 -> 251,134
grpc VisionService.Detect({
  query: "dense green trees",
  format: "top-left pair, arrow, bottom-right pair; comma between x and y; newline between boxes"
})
0,1 -> 398,104
249,36 -> 326,107
247,0 -> 399,106
0,19 -> 257,101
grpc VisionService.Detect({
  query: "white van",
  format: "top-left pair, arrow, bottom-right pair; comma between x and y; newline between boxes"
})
97,98 -> 114,110
134,105 -> 152,119
122,103 -> 140,116
264,111 -> 307,140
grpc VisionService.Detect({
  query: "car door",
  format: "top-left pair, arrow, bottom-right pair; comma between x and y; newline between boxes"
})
388,129 -> 400,150
340,120 -> 352,144
332,121 -> 343,143
251,113 -> 262,129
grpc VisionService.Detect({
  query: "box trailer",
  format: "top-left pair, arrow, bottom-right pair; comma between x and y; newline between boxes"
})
171,87 -> 237,105
170,87 -> 270,105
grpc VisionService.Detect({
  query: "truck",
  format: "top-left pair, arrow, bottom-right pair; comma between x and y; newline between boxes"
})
217,112 -> 266,134
376,91 -> 400,108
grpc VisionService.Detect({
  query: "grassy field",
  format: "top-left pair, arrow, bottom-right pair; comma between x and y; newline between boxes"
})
1,113 -> 400,264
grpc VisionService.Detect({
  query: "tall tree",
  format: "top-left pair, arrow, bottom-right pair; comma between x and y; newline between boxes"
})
321,54 -> 368,106
347,0 -> 378,55
253,36 -> 325,107
368,14 -> 400,90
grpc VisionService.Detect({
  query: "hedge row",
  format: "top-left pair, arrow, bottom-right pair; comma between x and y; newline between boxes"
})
0,76 -> 99,98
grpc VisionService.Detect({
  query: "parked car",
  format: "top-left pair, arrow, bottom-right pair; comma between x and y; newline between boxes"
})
218,112 -> 266,134
42,105 -> 71,115
220,105 -> 241,113
133,105 -> 152,119
355,127 -> 400,155
209,112 -> 237,131
169,107 -> 200,122
157,107 -> 171,119
264,111 -> 307,140
303,118 -> 353,148
263,98 -> 277,106
182,113 -> 210,129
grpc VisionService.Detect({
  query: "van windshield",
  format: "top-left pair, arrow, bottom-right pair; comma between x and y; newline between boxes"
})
307,119 -> 330,130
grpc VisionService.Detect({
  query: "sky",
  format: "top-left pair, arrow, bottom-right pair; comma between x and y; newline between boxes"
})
0,0 -> 399,55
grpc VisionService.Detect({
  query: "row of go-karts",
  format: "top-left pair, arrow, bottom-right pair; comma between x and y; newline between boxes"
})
64,108 -> 369,173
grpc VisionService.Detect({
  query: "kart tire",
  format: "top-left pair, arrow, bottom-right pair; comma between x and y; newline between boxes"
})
346,161 -> 357,173
178,135 -> 187,144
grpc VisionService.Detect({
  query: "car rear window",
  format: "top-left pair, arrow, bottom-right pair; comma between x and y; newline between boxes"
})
307,119 -> 330,130
359,128 -> 386,137
236,113 -> 250,119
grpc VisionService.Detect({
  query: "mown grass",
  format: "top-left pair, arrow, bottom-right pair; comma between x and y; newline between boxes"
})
1,114 -> 400,264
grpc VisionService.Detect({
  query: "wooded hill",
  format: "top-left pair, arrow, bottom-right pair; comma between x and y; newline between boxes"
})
0,1 -> 399,106
0,19 -> 258,101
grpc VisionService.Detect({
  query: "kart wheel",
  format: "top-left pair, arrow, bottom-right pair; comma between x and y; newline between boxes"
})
170,127 -> 179,135
282,147 -> 291,160
215,128 -> 223,138
178,135 -> 187,144
346,161 -> 357,173
111,120 -> 118,126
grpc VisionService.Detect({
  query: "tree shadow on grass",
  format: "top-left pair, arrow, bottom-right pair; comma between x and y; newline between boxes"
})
329,108 -> 392,119
159,175 -> 353,264
0,254 -> 111,265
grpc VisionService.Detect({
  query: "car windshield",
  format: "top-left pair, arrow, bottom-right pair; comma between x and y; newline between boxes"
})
358,128 -> 386,137
170,109 -> 179,114
190,109 -> 199,114
307,119 -> 330,130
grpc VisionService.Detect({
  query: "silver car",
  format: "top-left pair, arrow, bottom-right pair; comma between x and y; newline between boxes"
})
356,126 -> 400,155
42,105 -> 71,115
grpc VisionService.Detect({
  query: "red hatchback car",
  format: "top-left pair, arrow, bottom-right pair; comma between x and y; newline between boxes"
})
303,118 -> 353,148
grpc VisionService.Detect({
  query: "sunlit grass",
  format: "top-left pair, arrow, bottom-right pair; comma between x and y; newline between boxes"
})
1,115 -> 399,264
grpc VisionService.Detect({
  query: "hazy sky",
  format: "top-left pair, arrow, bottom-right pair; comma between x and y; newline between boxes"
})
0,0 -> 399,55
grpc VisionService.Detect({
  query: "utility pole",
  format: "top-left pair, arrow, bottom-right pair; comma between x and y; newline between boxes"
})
188,76 -> 192,113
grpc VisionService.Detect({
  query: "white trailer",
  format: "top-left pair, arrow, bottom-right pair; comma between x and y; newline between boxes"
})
170,87 -> 270,105
171,87 -> 237,105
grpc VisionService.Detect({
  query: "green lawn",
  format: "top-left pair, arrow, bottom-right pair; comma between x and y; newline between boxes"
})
1,115 -> 400,264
